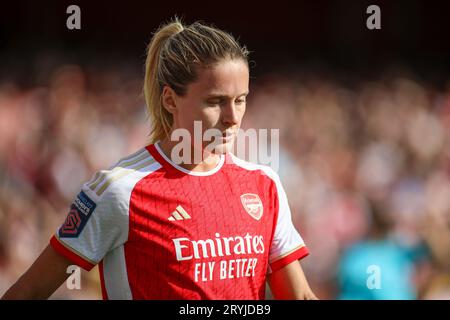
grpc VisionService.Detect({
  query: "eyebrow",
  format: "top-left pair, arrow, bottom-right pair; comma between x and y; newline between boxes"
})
205,92 -> 249,99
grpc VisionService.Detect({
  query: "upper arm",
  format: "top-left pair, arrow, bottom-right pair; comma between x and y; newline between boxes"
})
2,175 -> 128,300
1,244 -> 73,300
49,180 -> 129,271
267,260 -> 318,300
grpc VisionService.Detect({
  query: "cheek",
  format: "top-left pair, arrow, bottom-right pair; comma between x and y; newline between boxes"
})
200,107 -> 222,124
236,105 -> 246,123
239,104 -> 247,117
176,100 -> 218,133
176,100 -> 198,123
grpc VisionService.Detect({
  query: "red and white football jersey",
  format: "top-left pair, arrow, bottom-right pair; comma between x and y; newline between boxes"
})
50,142 -> 309,300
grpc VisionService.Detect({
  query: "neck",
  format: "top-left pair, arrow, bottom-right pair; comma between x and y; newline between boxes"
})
158,138 -> 222,172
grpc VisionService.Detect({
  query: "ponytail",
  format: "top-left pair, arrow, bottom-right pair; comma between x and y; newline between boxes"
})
144,18 -> 184,143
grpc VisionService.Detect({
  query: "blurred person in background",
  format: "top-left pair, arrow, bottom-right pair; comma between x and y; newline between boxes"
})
337,201 -> 432,300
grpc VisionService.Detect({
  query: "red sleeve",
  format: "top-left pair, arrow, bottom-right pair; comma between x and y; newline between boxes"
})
269,245 -> 309,273
50,235 -> 96,271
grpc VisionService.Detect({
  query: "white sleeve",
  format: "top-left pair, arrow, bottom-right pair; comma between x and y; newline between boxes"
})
50,179 -> 129,271
266,169 -> 309,273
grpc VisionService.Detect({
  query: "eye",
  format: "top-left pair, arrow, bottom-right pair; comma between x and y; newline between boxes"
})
235,98 -> 246,105
206,98 -> 222,106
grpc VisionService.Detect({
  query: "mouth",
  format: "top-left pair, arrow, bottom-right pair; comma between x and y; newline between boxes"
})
221,131 -> 235,141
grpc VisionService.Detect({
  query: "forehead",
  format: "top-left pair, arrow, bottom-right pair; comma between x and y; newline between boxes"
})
187,59 -> 249,97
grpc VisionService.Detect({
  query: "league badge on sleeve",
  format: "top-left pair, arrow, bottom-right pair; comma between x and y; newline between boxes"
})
58,191 -> 97,238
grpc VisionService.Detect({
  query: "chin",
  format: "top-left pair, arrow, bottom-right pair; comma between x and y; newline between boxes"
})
207,140 -> 234,155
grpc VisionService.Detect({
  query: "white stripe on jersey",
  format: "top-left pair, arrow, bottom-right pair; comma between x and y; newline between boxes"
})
88,148 -> 156,195
87,148 -> 149,190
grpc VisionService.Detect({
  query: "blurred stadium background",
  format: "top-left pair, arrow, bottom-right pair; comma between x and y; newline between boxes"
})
1,0 -> 450,299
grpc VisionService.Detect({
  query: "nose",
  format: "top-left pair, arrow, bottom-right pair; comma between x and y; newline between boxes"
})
221,101 -> 240,127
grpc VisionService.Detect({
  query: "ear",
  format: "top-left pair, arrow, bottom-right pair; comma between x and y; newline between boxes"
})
161,85 -> 178,114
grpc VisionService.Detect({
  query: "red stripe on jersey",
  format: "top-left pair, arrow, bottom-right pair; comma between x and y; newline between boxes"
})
98,260 -> 109,300
50,235 -> 96,271
270,246 -> 309,273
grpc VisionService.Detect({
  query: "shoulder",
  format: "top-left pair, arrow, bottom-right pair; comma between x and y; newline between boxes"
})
82,147 -> 162,204
227,153 -> 281,185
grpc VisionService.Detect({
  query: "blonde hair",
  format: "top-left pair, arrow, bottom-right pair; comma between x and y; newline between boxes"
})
143,17 -> 250,143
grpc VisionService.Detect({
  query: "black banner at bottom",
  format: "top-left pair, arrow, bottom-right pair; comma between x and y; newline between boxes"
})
0,300 -> 445,319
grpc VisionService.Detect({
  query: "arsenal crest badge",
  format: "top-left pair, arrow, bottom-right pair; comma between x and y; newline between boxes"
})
240,193 -> 263,220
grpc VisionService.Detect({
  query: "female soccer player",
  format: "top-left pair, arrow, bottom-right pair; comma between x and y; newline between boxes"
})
2,18 -> 317,300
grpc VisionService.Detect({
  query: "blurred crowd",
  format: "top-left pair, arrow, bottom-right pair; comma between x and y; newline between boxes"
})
1,62 -> 450,299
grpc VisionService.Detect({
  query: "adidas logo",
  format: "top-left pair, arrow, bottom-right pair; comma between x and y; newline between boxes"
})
168,205 -> 191,221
